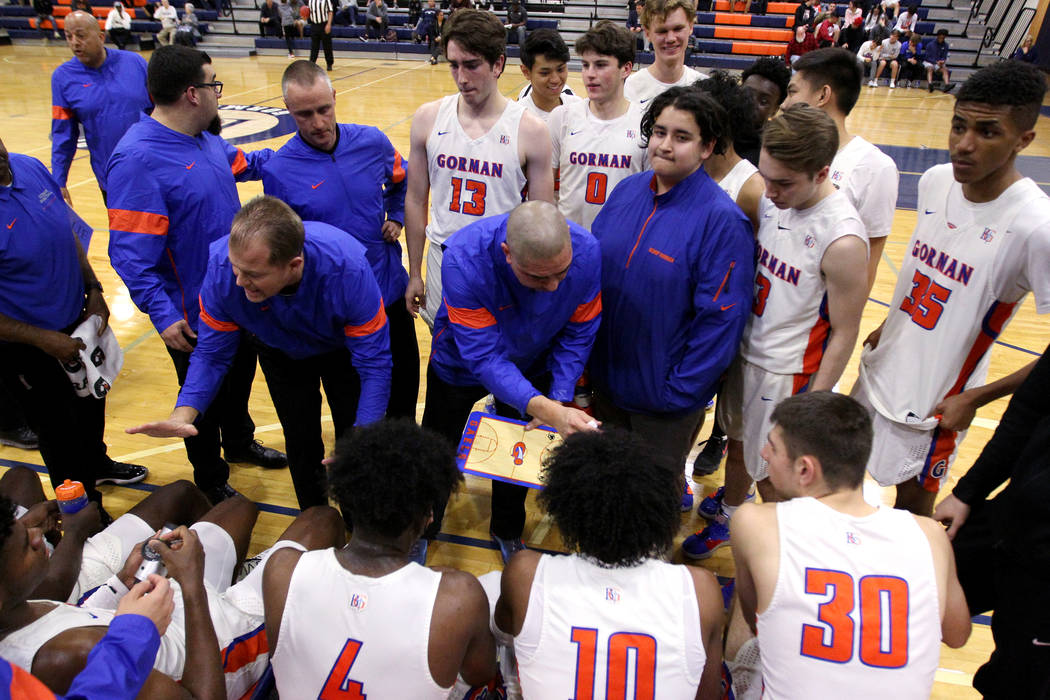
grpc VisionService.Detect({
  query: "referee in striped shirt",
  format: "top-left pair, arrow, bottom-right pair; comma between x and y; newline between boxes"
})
308,0 -> 336,71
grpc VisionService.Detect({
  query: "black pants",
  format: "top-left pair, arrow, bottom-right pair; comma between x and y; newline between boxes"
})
259,19 -> 281,36
108,27 -> 132,49
953,503 -> 1050,699
0,340 -> 110,506
899,59 -> 923,82
593,390 -> 705,473
166,336 -> 257,492
282,23 -> 298,52
366,16 -> 387,38
309,22 -> 333,68
253,339 -> 361,510
385,298 -> 420,420
420,362 -> 536,540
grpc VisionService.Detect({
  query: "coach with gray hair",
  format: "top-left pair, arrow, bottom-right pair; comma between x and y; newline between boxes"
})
128,196 -> 392,510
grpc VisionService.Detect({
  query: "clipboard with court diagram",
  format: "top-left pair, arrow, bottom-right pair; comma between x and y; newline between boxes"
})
455,411 -> 561,489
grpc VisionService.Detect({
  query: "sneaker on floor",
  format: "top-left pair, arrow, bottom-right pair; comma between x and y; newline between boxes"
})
697,486 -> 755,520
681,480 -> 695,512
0,424 -> 39,450
288,52 -> 295,58
225,440 -> 287,469
868,79 -> 877,87
491,532 -> 526,564
95,461 -> 148,486
203,482 -> 239,506
682,519 -> 731,560
889,80 -> 896,88
692,434 -> 728,477
408,538 -> 428,566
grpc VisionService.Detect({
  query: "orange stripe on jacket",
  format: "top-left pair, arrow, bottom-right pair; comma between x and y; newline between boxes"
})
108,208 -> 170,236
52,105 -> 72,120
570,292 -> 602,323
8,661 -> 58,699
198,296 -> 239,332
391,150 -> 406,183
344,300 -> 388,337
446,299 -> 497,329
230,149 -> 248,176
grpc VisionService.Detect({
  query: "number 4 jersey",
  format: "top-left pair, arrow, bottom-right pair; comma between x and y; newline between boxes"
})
858,163 -> 1050,426
757,497 -> 942,699
425,94 -> 528,246
514,553 -> 705,699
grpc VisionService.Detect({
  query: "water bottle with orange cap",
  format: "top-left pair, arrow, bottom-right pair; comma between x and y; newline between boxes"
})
55,479 -> 89,514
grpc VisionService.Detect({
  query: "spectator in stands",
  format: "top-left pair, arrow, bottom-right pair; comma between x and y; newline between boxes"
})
871,27 -> 901,86
408,0 -> 422,24
814,8 -> 840,47
793,0 -> 817,30
1012,34 -> 1038,63
506,0 -> 526,46
864,3 -> 886,39
363,0 -> 389,40
414,0 -> 441,62
33,0 -> 60,40
840,0 -> 864,50
155,0 -> 178,45
856,36 -> 880,77
892,2 -> 918,37
69,0 -> 92,12
786,24 -> 818,65
259,0 -> 282,36
279,0 -> 305,56
738,56 -> 790,164
898,31 -> 924,87
880,0 -> 899,20
626,0 -> 645,51
924,28 -> 952,90
105,2 -> 133,50
174,2 -> 201,45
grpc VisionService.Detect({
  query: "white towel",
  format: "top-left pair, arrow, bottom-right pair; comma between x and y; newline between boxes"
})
60,315 -> 123,399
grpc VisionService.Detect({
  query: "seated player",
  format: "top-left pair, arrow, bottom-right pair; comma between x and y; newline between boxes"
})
263,419 -> 497,697
0,486 -> 344,698
517,28 -> 580,122
495,429 -> 726,699
731,391 -> 971,698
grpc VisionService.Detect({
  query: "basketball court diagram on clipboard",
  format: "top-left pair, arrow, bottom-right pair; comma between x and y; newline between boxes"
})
456,411 -> 561,489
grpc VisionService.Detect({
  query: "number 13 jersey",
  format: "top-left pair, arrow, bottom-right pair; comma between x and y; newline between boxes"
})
858,163 -> 1050,426
757,497 -> 941,699
425,95 -> 528,246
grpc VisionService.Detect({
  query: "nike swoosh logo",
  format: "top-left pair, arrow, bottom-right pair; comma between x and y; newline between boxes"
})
760,396 -> 774,401
777,225 -> 790,231
81,83 -> 92,87
6,219 -> 15,229
639,98 -> 650,103
720,303 -> 736,311
186,161 -> 195,170
569,129 -> 583,135
925,209 -> 936,214
498,304 -> 512,311
437,130 -> 450,136
312,180 -> 325,189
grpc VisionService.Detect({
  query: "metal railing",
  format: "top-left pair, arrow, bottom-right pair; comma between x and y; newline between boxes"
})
962,0 -> 1035,65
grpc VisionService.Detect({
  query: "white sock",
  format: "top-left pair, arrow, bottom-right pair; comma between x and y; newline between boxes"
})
719,503 -> 739,522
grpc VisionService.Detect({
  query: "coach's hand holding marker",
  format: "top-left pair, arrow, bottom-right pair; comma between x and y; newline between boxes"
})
126,405 -> 200,439
524,394 -> 601,436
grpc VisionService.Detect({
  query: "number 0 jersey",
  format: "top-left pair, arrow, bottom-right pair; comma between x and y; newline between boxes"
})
515,553 -> 704,699
742,191 -> 866,376
858,164 -> 1050,426
270,549 -> 450,699
549,99 -> 649,229
758,498 -> 942,700
425,94 -> 528,245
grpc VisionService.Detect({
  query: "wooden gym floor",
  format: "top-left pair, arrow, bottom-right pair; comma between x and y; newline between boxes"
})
3,43 -> 1050,697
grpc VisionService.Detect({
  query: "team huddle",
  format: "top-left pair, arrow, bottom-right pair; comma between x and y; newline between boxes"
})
0,0 -> 1048,696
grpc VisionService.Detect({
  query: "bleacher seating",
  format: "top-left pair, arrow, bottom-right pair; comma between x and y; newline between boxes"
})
0,0 -> 211,43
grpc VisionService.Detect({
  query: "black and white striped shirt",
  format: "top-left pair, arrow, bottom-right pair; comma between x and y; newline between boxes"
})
307,0 -> 334,24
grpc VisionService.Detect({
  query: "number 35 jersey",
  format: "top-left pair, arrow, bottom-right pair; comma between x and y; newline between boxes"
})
757,498 -> 941,700
425,95 -> 528,246
515,553 -> 704,699
859,164 -> 1050,426
270,549 -> 449,699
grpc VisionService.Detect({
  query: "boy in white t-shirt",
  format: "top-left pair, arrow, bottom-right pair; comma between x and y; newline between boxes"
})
516,28 -> 580,123
872,28 -> 902,87
624,0 -> 707,104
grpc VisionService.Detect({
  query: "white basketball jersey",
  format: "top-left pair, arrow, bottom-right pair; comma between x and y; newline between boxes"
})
623,66 -> 706,104
425,94 -> 528,245
716,157 -> 759,202
757,498 -> 942,700
742,191 -> 866,375
859,163 -> 1050,425
517,83 -> 581,123
270,549 -> 449,699
829,136 -> 899,240
515,553 -> 704,699
549,99 -> 650,228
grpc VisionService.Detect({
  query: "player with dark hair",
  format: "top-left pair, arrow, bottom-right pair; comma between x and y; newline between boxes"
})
263,419 -> 497,697
783,47 -> 899,290
735,56 -> 790,164
731,391 -> 971,697
686,105 -> 869,559
108,45 -> 284,506
517,28 -> 579,121
853,59 -> 1050,516
494,429 -> 725,698
590,86 -> 754,512
404,9 -> 553,327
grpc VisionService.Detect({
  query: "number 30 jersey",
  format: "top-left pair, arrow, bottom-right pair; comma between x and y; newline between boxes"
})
425,94 -> 528,246
270,549 -> 449,699
515,553 -> 704,699
757,498 -> 941,699
859,164 -> 1050,426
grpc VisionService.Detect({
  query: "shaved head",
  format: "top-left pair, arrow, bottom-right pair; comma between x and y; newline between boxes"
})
505,201 -> 570,264
65,11 -> 107,68
65,10 -> 99,31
